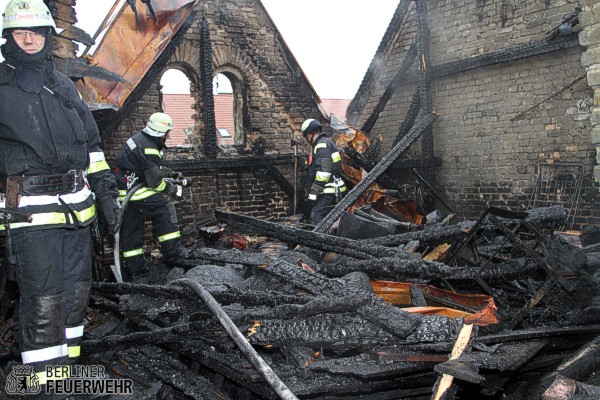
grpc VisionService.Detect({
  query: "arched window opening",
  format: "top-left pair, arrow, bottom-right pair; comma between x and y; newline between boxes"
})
213,73 -> 234,145
213,68 -> 248,146
160,69 -> 193,147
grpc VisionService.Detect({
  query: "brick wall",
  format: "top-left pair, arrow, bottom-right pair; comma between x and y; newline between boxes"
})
351,0 -> 600,229
101,0 -> 320,231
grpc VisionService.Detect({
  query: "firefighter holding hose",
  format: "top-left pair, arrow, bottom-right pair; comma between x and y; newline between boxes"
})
115,112 -> 193,281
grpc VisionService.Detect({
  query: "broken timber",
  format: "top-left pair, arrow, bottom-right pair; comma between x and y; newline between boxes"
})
314,113 -> 438,234
214,208 -> 407,259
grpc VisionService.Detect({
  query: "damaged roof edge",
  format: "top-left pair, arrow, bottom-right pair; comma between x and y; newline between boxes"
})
76,0 -> 200,110
256,0 -> 329,122
347,0 -> 408,124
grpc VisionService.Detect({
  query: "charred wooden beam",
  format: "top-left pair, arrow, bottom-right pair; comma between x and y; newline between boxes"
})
214,209 -> 406,260
361,43 -> 418,134
477,325 -> 600,345
165,155 -> 295,171
55,59 -> 125,83
319,257 -> 454,281
57,25 -> 95,48
549,335 -> 600,383
393,90 -> 421,147
266,165 -> 311,214
172,278 -> 299,400
107,345 -> 225,400
344,146 -> 405,191
309,353 -> 436,378
82,321 -> 205,353
366,220 -> 475,247
433,35 -> 579,80
436,340 -> 547,384
314,113 -> 437,234
542,375 -> 600,400
169,340 -> 278,399
92,281 -> 310,307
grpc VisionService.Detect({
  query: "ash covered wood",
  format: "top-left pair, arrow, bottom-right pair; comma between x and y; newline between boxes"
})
1,204 -> 599,400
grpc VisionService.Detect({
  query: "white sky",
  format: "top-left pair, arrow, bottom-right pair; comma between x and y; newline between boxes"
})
0,0 -> 398,100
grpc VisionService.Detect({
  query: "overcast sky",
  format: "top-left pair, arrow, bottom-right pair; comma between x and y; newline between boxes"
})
0,0 -> 398,100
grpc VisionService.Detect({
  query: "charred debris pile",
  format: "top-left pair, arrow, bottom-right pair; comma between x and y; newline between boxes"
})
83,204 -> 599,400
1,127 -> 600,400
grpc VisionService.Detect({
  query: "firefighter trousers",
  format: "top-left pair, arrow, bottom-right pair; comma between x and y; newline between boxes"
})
11,227 -> 92,378
310,193 -> 337,225
120,193 -> 181,273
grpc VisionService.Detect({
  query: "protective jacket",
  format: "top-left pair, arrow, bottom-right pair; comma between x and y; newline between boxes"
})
0,62 -> 117,230
0,55 -> 117,382
115,131 -> 183,275
307,133 -> 346,201
115,131 -> 172,200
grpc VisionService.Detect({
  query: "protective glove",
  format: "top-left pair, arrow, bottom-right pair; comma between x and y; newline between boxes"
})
308,183 -> 323,203
99,197 -> 122,236
167,182 -> 183,199
171,171 -> 184,180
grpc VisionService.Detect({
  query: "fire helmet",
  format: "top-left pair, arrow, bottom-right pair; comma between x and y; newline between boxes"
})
1,0 -> 57,36
143,112 -> 174,138
301,119 -> 322,137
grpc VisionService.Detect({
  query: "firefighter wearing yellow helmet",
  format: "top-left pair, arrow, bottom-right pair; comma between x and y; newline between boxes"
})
0,0 -> 121,390
115,112 -> 193,281
301,118 -> 347,225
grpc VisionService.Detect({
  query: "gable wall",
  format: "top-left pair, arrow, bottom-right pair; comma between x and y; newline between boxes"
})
101,0 -> 322,225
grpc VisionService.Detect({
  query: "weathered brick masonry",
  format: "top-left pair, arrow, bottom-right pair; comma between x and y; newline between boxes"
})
349,0 -> 600,229
100,0 -> 326,229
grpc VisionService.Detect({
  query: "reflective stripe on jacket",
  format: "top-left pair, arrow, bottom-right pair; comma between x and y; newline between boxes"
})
116,132 -> 170,200
0,62 -> 116,231
308,133 -> 346,196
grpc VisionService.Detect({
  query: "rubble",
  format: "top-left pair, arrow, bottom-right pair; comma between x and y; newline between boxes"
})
2,200 -> 598,400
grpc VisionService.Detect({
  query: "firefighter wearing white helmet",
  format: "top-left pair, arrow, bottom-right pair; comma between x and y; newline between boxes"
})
143,112 -> 174,137
1,0 -> 58,35
301,118 -> 347,225
0,0 -> 121,389
115,112 -> 193,280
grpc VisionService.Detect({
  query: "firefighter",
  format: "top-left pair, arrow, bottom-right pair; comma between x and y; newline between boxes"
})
301,119 -> 347,225
115,112 -> 192,280
0,0 -> 121,391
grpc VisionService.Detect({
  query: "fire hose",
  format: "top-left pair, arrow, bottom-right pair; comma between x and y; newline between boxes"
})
110,178 -> 193,282
172,278 -> 299,400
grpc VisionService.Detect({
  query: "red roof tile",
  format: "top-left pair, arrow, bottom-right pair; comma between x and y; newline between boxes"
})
321,98 -> 351,123
162,94 -> 350,146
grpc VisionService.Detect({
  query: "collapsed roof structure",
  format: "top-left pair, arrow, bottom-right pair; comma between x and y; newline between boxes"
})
1,1 -> 600,399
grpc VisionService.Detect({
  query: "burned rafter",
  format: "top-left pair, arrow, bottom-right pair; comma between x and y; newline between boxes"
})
92,280 -> 311,308
435,340 -> 548,384
319,257 -> 454,281
55,59 -> 126,83
361,43 -> 418,134
97,8 -> 198,140
214,209 -> 406,259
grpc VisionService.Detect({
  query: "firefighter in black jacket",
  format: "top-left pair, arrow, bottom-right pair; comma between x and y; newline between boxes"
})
0,0 -> 121,390
301,119 -> 347,225
115,112 -> 191,280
